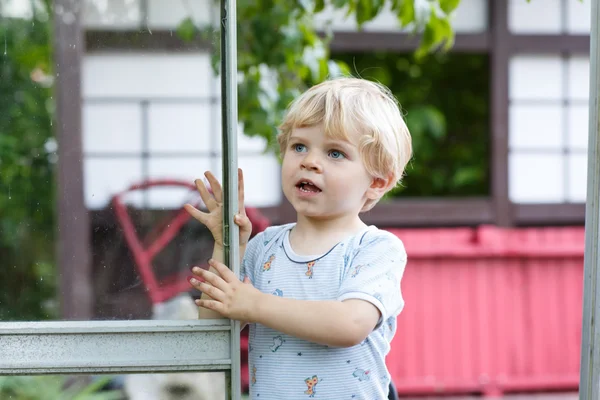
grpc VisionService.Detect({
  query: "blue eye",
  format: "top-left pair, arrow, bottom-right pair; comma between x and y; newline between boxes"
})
293,144 -> 307,152
329,150 -> 345,159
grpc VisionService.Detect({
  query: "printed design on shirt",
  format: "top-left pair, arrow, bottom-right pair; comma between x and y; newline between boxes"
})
304,375 -> 320,397
251,365 -> 257,386
386,270 -> 397,284
270,335 -> 285,352
352,368 -> 371,382
351,264 -> 366,278
272,289 -> 283,297
373,292 -> 383,303
305,261 -> 316,279
360,337 -> 369,346
262,254 -> 275,272
387,317 -> 394,331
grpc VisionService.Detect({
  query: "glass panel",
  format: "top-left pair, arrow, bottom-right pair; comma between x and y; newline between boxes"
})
147,103 -> 214,154
83,0 -> 142,30
567,55 -> 591,101
509,55 -> 563,101
509,153 -> 565,203
1,373 -> 233,399
567,152 -> 588,203
84,103 -> 143,154
508,54 -> 589,205
83,53 -> 216,98
147,0 -> 213,29
509,104 -> 564,150
566,0 -> 592,34
508,0 -> 562,34
451,0 -> 488,33
568,104 -> 590,151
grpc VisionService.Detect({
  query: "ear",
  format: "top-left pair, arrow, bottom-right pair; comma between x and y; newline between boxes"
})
366,174 -> 394,201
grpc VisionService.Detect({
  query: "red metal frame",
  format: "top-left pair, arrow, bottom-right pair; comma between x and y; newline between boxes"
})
111,179 -> 270,305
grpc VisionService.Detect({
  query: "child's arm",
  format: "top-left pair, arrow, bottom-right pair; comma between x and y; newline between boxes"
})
191,259 -> 383,348
254,296 -> 380,347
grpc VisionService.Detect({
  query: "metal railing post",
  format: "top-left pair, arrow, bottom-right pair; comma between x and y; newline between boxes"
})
220,0 -> 241,399
579,0 -> 600,398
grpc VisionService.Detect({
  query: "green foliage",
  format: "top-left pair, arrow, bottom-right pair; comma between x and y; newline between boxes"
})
0,2 -> 57,320
0,376 -> 123,400
334,51 -> 489,197
179,0 -> 460,152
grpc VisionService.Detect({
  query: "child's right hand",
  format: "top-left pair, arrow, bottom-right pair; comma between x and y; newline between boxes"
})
184,168 -> 252,249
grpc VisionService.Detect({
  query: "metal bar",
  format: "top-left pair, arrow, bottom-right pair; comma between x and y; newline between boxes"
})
220,0 -> 241,399
579,0 -> 600,398
0,320 -> 232,375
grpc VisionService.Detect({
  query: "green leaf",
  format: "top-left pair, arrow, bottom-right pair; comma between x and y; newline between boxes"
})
394,0 -> 415,27
314,0 -> 325,13
439,0 -> 461,14
176,17 -> 197,42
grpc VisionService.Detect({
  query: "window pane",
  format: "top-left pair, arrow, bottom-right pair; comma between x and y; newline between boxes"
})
83,0 -> 142,30
508,54 -> 590,205
566,0 -> 592,34
508,0 -> 562,34
509,153 -> 565,203
509,55 -> 563,101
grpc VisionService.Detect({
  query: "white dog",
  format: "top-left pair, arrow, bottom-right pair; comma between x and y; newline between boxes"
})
124,294 -> 226,400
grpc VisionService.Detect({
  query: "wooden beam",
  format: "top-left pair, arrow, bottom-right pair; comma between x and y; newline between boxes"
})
54,0 -> 92,319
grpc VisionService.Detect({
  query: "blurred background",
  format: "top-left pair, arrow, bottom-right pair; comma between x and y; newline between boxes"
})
0,0 -> 592,398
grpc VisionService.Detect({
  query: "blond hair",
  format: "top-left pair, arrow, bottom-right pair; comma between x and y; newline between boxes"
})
277,77 -> 412,211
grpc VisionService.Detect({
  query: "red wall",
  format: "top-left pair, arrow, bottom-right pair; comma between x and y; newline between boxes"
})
386,225 -> 584,396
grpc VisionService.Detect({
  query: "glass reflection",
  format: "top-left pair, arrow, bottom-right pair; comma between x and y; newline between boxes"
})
1,373 -> 231,400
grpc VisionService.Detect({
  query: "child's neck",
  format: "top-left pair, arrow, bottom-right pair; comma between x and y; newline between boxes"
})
289,214 -> 368,256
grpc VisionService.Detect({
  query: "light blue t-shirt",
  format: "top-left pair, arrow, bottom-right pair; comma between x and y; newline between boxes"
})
243,223 -> 407,399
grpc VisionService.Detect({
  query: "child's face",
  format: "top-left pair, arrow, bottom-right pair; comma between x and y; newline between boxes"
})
281,124 -> 377,221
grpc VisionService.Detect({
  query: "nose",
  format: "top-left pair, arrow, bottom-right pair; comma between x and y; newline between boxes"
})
300,152 -> 323,172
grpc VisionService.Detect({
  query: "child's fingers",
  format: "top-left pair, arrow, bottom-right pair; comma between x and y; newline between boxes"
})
204,171 -> 223,204
195,281 -> 226,302
238,168 -> 246,215
193,266 -> 228,291
208,259 -> 237,283
195,299 -> 224,314
184,204 -> 209,225
234,213 -> 251,230
194,177 -> 218,211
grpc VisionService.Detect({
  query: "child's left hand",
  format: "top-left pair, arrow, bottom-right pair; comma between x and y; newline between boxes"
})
189,259 -> 262,323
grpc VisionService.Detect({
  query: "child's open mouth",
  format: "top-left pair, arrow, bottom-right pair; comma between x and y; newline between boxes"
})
296,180 -> 322,193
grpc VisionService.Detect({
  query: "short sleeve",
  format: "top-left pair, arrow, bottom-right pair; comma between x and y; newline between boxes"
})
242,231 -> 265,284
337,230 -> 407,329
